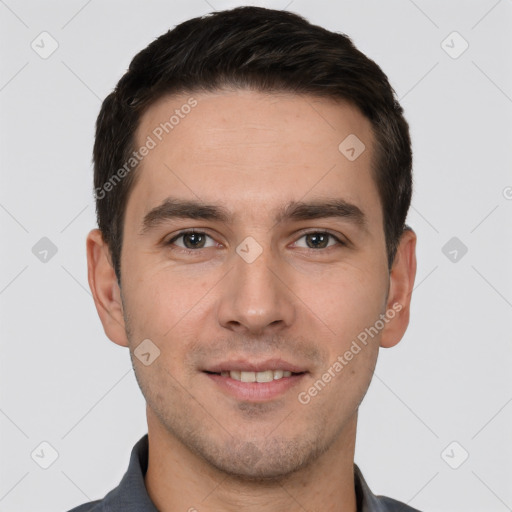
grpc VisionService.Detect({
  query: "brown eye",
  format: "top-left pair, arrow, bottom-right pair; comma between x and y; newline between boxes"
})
294,232 -> 344,250
167,231 -> 216,251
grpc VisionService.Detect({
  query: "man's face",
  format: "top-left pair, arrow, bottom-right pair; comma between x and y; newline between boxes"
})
119,90 -> 391,479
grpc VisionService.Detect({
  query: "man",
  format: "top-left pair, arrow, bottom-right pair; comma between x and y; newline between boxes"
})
71,6 -> 418,511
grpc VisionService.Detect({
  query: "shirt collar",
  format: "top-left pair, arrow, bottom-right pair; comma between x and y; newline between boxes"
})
101,434 -> 158,511
354,462 -> 392,512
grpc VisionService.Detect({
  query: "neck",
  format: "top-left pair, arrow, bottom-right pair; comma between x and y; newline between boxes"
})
144,409 -> 358,512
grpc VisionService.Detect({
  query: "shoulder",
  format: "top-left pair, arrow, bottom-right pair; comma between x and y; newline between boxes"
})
63,433 -> 156,512
374,495 -> 422,511
354,463 -> 422,512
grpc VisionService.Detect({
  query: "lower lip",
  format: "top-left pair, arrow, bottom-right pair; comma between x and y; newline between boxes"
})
205,372 -> 306,402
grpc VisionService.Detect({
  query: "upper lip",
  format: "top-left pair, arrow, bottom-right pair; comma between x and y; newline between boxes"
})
203,358 -> 308,373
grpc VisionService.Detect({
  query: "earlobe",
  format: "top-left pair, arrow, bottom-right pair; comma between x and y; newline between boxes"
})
86,228 -> 129,347
380,228 -> 417,349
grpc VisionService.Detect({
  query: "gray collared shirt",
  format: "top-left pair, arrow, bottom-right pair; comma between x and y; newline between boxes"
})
66,434 -> 421,512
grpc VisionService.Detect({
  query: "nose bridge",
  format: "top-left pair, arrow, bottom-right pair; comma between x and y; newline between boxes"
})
216,234 -> 295,332
235,238 -> 277,301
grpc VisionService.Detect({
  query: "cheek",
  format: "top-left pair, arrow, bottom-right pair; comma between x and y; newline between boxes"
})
296,274 -> 384,413
122,256 -> 188,322
297,263 -> 388,343
121,266 -> 212,368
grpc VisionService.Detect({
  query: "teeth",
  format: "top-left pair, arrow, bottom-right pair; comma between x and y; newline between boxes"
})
224,370 -> 295,382
256,370 -> 274,383
240,371 -> 256,383
230,370 -> 241,380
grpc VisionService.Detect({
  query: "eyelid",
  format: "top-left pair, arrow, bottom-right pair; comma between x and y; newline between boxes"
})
293,228 -> 347,245
291,229 -> 347,250
165,228 -> 348,252
166,229 -> 219,248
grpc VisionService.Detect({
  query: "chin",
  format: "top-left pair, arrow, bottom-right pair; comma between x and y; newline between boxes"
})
194,435 -> 328,482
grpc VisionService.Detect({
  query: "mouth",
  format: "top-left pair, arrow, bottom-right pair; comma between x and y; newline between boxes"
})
204,369 -> 303,382
202,359 -> 308,402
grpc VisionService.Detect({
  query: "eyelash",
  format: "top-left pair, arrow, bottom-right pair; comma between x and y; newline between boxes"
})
165,229 -> 346,255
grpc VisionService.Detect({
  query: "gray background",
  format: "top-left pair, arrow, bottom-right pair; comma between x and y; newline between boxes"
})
1,0 -> 511,511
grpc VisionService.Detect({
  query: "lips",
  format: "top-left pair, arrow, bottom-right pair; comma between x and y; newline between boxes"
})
202,359 -> 307,400
203,358 -> 307,374
205,372 -> 306,402
220,369 -> 293,382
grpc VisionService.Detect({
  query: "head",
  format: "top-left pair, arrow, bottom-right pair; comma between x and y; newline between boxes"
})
87,6 -> 416,481
93,6 -> 413,284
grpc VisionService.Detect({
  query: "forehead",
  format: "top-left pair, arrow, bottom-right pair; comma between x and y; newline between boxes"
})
126,89 -> 381,230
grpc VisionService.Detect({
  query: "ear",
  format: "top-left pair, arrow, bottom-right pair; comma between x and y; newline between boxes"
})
380,228 -> 417,348
86,228 -> 129,347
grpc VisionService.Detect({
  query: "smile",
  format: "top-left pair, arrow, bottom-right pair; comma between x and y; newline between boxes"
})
220,370 -> 294,382
203,365 -> 307,401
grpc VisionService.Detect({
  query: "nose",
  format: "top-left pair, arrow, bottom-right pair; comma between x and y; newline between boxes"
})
216,241 -> 296,335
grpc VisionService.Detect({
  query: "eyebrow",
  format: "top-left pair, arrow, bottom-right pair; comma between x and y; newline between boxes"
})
139,196 -> 367,235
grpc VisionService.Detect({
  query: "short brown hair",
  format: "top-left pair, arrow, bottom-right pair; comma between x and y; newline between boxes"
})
93,6 -> 413,284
